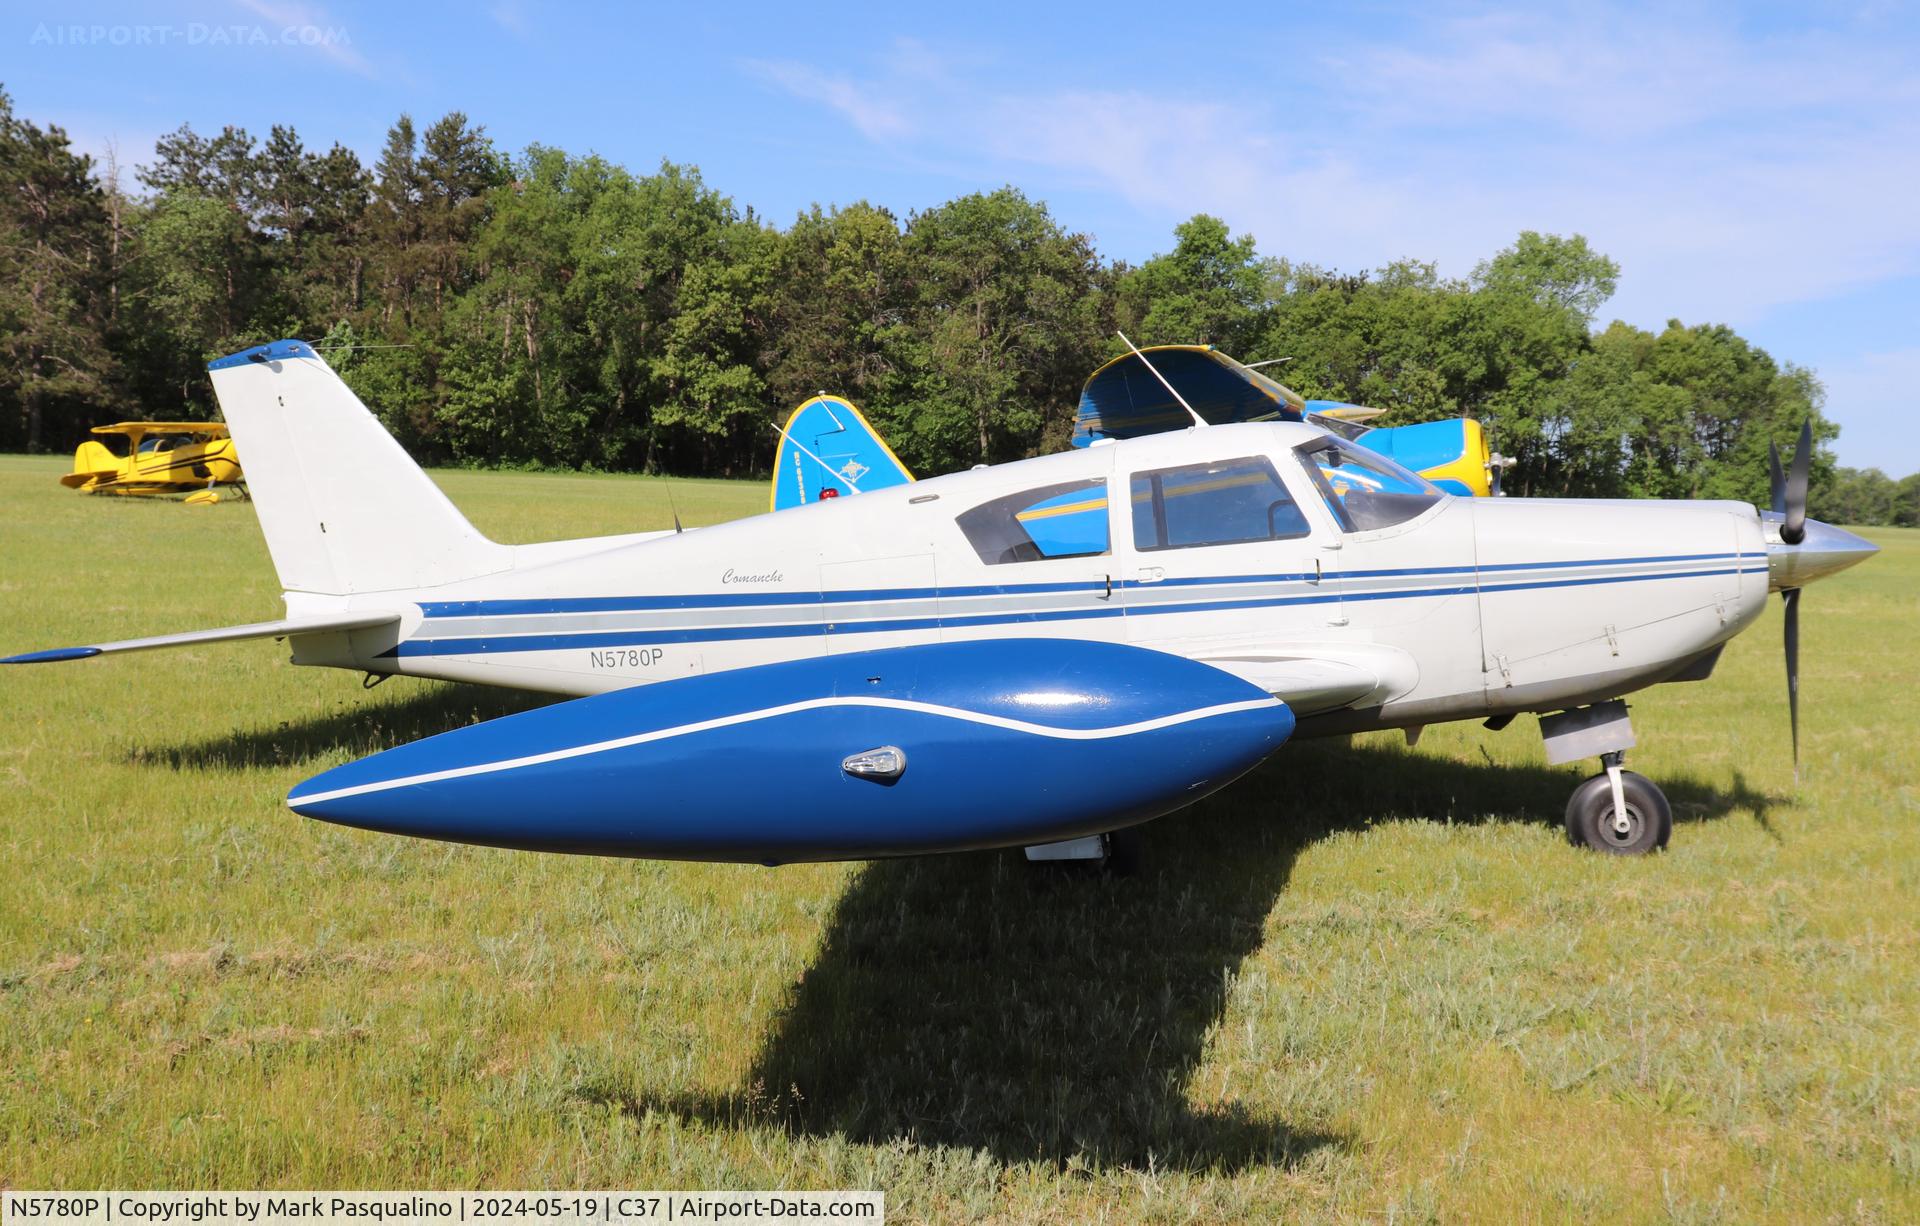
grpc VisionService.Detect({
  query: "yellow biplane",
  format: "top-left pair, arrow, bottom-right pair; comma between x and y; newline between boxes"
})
60,422 -> 245,505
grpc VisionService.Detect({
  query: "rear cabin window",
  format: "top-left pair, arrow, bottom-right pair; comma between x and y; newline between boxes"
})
956,478 -> 1111,565
1130,456 -> 1309,551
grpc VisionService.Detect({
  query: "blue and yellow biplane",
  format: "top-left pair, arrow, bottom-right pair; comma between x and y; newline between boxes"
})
1069,345 -> 1503,496
770,345 -> 1505,512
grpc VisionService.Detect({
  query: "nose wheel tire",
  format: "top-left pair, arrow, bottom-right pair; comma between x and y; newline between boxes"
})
1565,770 -> 1671,855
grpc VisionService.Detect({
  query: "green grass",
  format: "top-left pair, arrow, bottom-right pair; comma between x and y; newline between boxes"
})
2,452 -> 1916,1221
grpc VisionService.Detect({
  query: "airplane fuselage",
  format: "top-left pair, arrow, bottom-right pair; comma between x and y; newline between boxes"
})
292,422 -> 1771,735
13,342 -> 1869,861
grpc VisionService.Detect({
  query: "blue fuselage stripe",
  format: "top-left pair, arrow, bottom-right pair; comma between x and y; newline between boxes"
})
388,561 -> 1749,658
415,552 -> 1761,618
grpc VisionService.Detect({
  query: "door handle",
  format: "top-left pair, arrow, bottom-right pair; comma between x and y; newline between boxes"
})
1135,566 -> 1164,584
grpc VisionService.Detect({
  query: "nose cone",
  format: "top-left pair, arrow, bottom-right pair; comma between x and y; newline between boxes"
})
1765,515 -> 1880,591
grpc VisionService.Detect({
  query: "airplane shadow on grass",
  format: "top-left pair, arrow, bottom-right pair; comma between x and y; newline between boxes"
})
126,680 -> 555,772
625,737 -> 1777,1173
132,685 -> 1779,1172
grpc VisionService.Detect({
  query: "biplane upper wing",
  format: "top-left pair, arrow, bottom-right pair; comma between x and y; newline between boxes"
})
1071,346 -> 1497,495
1071,346 -> 1303,447
89,421 -> 230,438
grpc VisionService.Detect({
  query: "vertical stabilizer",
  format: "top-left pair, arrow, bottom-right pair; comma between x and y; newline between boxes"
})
207,340 -> 509,595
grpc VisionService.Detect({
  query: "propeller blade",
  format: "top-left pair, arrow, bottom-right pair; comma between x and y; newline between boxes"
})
1783,587 -> 1801,781
1768,441 -> 1787,515
1783,419 -> 1812,544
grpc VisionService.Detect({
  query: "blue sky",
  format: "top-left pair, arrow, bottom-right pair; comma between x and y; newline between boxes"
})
8,1 -> 1918,472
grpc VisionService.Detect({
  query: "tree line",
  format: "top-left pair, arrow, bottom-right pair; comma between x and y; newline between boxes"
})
2,89 -> 1906,521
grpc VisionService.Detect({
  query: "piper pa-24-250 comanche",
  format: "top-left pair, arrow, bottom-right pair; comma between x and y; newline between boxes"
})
3,339 -> 1878,862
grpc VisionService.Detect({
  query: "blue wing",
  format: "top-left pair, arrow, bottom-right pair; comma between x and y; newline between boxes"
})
1071,346 -> 1302,446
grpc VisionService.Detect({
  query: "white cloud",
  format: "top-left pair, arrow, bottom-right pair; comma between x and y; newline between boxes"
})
1309,8 -> 1920,325
1337,10 -> 1917,138
748,10 -> 1920,468
234,0 -> 373,77
746,8 -> 1920,335
744,58 -> 913,143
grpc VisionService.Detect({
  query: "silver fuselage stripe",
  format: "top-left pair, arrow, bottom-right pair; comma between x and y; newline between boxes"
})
404,557 -> 1747,646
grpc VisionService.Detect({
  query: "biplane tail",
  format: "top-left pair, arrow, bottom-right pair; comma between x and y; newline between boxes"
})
770,395 -> 913,512
207,340 -> 510,596
60,439 -> 119,490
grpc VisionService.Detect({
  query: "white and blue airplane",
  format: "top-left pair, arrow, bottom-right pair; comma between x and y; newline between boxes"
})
3,339 -> 1878,862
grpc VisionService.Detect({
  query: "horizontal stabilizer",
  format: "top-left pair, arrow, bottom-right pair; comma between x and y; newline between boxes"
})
1,611 -> 400,664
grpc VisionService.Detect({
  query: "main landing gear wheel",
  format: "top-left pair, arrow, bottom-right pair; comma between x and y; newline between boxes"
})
1565,769 -> 1671,855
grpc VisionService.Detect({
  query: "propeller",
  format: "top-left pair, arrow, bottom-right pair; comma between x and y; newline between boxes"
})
1769,418 -> 1813,544
1783,586 -> 1800,771
1767,418 -> 1816,779
1475,415 -> 1511,496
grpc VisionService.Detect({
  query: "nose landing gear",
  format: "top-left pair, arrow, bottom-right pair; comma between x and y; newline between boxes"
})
1565,752 -> 1672,854
1538,700 -> 1673,855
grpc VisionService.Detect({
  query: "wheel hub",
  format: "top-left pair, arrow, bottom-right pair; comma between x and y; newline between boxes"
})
1597,803 -> 1643,847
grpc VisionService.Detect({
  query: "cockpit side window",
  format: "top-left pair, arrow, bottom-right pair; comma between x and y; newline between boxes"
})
1295,436 -> 1444,532
1129,455 -> 1309,552
956,477 -> 1111,565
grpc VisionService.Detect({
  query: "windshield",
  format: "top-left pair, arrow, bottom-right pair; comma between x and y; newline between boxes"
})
1296,436 -> 1444,532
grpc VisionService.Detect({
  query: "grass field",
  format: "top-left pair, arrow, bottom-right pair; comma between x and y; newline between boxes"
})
1,452 -> 1915,1222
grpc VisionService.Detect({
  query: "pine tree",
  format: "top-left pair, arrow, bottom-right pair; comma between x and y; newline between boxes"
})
0,90 -> 120,451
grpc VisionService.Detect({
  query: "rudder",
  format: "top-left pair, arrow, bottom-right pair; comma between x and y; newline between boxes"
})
207,339 -> 509,595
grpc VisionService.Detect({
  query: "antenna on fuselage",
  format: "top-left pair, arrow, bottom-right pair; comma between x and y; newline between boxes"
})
663,479 -> 683,533
1117,331 -> 1207,429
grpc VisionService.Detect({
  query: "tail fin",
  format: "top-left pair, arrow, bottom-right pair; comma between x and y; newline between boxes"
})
60,439 -> 119,489
770,395 -> 913,512
207,340 -> 509,595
